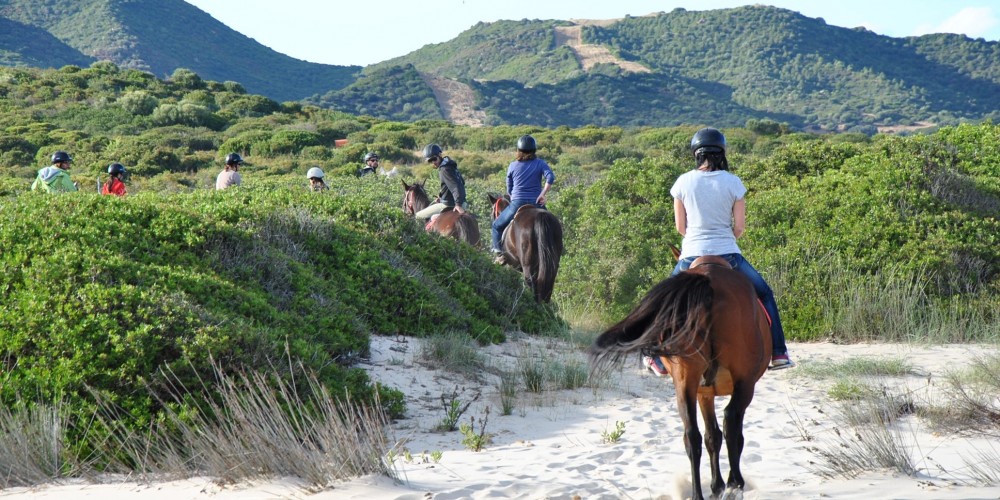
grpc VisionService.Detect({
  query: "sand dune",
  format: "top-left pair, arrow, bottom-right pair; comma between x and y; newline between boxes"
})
4,337 -> 999,499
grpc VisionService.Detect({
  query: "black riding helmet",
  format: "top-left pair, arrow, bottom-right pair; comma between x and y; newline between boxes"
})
108,163 -> 127,175
51,151 -> 73,164
225,152 -> 243,165
690,128 -> 726,156
422,144 -> 443,161
516,135 -> 536,152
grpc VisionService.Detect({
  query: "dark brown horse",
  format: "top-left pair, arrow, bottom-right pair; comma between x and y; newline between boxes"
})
402,180 -> 480,247
487,193 -> 563,303
589,256 -> 771,500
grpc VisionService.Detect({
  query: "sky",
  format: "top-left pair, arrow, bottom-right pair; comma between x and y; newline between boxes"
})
183,1 -> 1000,67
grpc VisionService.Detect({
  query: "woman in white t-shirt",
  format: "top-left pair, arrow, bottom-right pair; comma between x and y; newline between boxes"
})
663,128 -> 792,370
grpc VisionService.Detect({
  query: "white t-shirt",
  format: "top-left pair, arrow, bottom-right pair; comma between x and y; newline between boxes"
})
216,170 -> 242,190
670,169 -> 746,259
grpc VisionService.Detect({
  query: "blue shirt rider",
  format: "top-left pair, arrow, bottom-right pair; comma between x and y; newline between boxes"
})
491,135 -> 555,256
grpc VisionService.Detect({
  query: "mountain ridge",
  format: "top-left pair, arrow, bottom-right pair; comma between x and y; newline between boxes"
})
2,2 -> 999,129
0,0 -> 358,101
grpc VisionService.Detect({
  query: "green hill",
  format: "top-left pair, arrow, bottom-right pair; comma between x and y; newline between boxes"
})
4,2 -> 1000,130
0,0 -> 358,101
0,17 -> 93,67
330,7 -> 1000,129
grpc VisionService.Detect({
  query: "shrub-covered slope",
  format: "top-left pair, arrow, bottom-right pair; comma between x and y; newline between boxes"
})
554,124 -> 1000,339
0,179 -> 564,449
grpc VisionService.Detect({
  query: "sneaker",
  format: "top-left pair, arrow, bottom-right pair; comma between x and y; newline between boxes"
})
769,353 -> 793,370
643,355 -> 669,377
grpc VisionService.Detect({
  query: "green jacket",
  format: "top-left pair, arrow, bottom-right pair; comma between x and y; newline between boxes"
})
31,166 -> 77,193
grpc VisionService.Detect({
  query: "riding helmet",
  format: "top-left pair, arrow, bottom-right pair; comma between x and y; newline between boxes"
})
363,152 -> 379,162
516,135 -> 536,152
306,166 -> 325,179
422,144 -> 443,161
51,151 -> 73,164
224,152 -> 243,165
107,163 -> 127,175
690,128 -> 726,155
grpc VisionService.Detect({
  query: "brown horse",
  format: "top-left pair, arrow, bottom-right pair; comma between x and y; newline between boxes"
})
589,256 -> 771,500
487,193 -> 563,303
402,180 -> 480,247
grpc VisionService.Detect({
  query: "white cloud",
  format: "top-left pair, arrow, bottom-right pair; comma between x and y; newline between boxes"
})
922,7 -> 998,38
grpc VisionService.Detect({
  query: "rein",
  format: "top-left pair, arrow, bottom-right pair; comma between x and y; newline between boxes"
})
492,197 -> 507,219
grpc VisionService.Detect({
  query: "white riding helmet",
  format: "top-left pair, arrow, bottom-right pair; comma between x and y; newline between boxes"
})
306,166 -> 325,179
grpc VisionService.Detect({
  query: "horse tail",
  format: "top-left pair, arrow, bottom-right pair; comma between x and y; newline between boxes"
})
533,211 -> 563,302
453,214 -> 481,247
589,272 -> 714,374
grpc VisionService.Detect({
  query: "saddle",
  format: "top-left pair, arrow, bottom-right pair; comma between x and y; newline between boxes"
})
690,255 -> 731,269
688,255 -> 771,327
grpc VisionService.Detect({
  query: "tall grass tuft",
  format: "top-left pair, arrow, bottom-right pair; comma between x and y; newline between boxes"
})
417,331 -> 486,378
497,370 -> 519,416
925,353 -> 1000,437
88,361 -> 396,487
807,379 -> 918,479
0,402 -> 78,488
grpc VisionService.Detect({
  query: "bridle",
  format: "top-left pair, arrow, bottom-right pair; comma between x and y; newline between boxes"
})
492,197 -> 508,220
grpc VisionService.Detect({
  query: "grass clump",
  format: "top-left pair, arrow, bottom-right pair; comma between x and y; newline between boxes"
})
418,331 -> 486,378
804,381 -> 918,479
0,362 -> 395,489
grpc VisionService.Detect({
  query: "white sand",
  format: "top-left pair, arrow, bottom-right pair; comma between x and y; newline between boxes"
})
4,337 -> 999,499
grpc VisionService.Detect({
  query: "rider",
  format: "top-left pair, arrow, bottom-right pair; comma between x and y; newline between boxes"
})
101,163 -> 128,196
31,151 -> 78,193
491,135 -> 554,261
415,144 -> 468,221
307,166 -> 328,191
216,153 -> 243,190
667,127 -> 792,370
359,152 -> 378,177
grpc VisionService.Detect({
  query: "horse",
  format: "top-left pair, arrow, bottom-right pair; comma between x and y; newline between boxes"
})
589,255 -> 772,500
402,180 -> 480,247
487,193 -> 563,303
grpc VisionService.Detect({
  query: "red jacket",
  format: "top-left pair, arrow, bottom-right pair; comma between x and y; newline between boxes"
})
102,177 -> 127,197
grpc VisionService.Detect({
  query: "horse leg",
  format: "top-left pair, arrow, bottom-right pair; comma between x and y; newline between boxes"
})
675,380 -> 705,500
698,392 -> 725,496
723,381 -> 754,491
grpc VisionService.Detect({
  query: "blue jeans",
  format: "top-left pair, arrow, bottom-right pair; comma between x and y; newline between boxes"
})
671,253 -> 788,356
491,199 -> 538,252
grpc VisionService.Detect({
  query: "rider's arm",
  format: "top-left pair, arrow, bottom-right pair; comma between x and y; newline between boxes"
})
674,198 -> 687,236
732,198 -> 746,238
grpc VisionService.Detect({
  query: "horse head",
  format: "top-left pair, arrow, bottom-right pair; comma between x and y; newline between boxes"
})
487,192 -> 511,221
402,179 -> 429,215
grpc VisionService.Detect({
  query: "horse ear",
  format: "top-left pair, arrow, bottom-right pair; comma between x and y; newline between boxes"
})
402,180 -> 410,189
669,244 -> 681,262
420,179 -> 426,187
487,193 -> 497,203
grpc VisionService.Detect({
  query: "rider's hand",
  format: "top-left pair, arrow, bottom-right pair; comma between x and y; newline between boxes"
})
536,193 -> 546,205
454,205 -> 466,215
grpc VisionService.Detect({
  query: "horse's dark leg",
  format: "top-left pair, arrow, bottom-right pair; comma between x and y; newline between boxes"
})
723,380 -> 754,491
698,392 -> 725,496
676,381 -> 705,500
